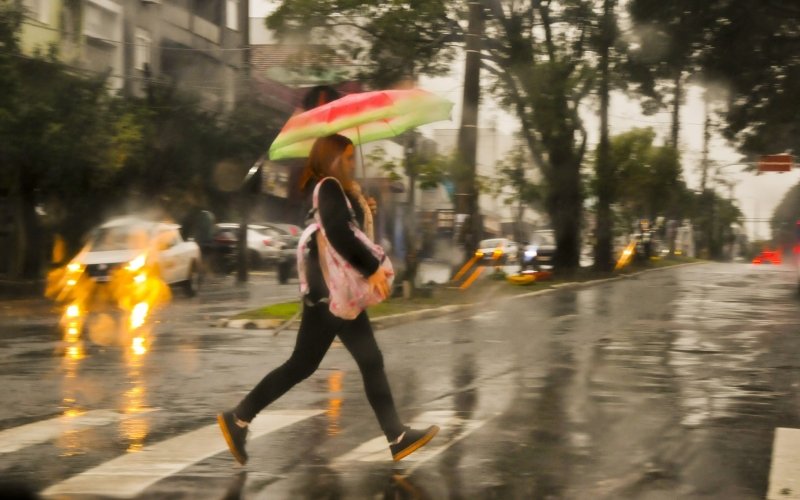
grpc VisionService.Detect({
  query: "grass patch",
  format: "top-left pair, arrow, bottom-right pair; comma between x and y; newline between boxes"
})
236,302 -> 300,320
234,286 -> 473,321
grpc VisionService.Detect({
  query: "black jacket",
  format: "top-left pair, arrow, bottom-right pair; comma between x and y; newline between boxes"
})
305,178 -> 379,302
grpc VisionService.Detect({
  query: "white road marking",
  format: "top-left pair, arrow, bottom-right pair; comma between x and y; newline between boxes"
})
333,409 -> 493,468
0,409 -> 155,454
41,409 -> 324,498
768,427 -> 800,500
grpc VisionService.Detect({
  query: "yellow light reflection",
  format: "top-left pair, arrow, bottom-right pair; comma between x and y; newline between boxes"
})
67,262 -> 82,273
122,348 -> 149,453
64,408 -> 84,418
326,371 -> 344,437
130,302 -> 149,330
59,344 -> 86,457
66,344 -> 84,361
131,336 -> 147,356
66,304 -> 80,318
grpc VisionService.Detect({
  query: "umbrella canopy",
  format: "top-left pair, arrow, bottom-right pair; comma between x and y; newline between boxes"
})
268,89 -> 454,161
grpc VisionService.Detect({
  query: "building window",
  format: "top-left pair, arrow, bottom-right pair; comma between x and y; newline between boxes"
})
83,0 -> 123,89
84,1 -> 119,41
225,0 -> 238,30
134,28 -> 151,71
23,0 -> 50,24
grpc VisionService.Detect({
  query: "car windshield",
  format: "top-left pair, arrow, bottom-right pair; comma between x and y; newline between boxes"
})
479,239 -> 505,248
530,231 -> 555,246
90,224 -> 151,251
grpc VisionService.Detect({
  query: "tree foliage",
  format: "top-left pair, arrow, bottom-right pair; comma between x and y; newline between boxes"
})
267,0 -> 457,88
603,128 -> 683,233
491,147 -> 541,242
629,1 -> 800,156
771,182 -> 800,249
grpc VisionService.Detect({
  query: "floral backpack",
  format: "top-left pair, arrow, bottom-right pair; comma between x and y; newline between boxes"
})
297,177 -> 394,319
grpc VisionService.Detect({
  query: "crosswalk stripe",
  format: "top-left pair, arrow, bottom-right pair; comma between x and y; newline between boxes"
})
333,410 -> 491,466
767,427 -> 800,500
41,409 -> 324,499
0,409 -> 154,454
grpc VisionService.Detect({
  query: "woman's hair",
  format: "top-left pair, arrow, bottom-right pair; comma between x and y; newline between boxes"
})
298,134 -> 354,190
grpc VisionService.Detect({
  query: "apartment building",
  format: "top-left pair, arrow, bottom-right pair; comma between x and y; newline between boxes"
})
18,0 -> 249,110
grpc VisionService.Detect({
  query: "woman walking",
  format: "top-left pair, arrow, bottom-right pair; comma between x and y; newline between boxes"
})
218,134 -> 438,465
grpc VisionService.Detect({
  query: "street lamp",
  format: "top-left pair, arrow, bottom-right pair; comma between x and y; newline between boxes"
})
237,157 -> 264,284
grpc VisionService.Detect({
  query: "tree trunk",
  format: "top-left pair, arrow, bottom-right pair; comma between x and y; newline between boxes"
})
456,0 -> 483,262
19,169 -> 43,279
547,142 -> 582,273
594,0 -> 615,272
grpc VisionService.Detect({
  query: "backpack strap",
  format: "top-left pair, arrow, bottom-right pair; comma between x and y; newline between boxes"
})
312,177 -> 356,224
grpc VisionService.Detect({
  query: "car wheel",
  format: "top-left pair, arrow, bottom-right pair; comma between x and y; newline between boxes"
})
183,262 -> 200,297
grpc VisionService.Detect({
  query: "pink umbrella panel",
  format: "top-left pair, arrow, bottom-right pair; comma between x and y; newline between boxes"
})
268,89 -> 454,161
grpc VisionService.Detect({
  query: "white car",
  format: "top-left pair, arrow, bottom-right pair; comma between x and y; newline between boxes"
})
71,217 -> 202,296
215,223 -> 287,268
475,238 -> 519,264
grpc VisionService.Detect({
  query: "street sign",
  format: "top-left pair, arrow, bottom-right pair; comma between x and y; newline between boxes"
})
757,154 -> 793,173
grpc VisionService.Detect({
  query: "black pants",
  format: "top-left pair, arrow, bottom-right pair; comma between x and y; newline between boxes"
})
235,302 -> 405,440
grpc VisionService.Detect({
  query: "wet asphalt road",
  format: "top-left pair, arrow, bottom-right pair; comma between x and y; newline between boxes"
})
0,263 -> 799,499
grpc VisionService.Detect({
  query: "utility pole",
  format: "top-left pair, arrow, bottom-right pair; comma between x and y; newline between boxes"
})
594,0 -> 615,272
403,132 -> 418,297
700,92 -> 711,192
456,0 -> 483,262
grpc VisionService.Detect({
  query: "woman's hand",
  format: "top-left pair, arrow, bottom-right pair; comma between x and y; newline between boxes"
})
367,267 -> 390,299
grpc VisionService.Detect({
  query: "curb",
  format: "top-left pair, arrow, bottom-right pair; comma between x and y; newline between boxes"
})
220,318 -> 292,330
219,261 -> 705,331
370,304 -> 472,330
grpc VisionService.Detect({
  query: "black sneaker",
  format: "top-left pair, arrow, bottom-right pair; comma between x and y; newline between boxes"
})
390,425 -> 439,461
217,411 -> 248,465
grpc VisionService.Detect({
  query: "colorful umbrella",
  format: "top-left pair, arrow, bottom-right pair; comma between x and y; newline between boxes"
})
268,89 -> 454,161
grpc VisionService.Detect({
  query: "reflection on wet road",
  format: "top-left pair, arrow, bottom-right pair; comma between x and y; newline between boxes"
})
0,263 -> 798,498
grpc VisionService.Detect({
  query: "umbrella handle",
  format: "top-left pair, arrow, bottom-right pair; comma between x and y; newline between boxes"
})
356,126 -> 369,196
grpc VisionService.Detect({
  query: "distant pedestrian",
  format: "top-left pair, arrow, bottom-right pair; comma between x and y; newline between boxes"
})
217,134 -> 438,465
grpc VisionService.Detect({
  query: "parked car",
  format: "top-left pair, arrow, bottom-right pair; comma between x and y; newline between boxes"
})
254,222 -> 302,283
475,238 -> 519,264
522,229 -> 556,270
253,221 -> 301,254
213,223 -> 294,282
214,223 -> 287,268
